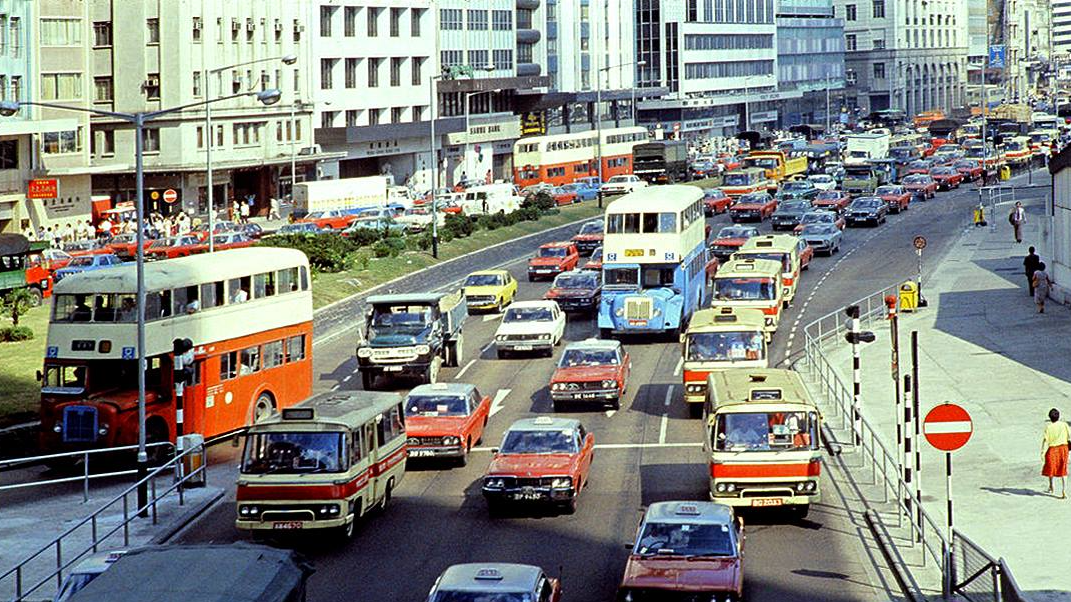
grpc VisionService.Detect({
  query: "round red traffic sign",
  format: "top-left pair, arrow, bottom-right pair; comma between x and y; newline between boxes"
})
923,403 -> 972,451
163,189 -> 178,204
913,235 -> 927,250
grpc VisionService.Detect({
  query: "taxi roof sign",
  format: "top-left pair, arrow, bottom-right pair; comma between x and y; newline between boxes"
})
714,314 -> 738,322
281,408 -> 315,420
675,503 -> 702,515
748,388 -> 783,401
475,568 -> 504,581
533,416 -> 555,425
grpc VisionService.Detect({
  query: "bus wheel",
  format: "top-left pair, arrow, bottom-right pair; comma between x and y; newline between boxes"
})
793,504 -> 810,520
448,334 -> 464,367
379,480 -> 394,512
425,358 -> 441,384
27,288 -> 43,307
688,404 -> 704,419
361,371 -> 376,390
253,394 -> 275,423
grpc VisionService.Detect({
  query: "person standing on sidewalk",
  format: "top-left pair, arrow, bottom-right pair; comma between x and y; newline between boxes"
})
1033,262 -> 1053,313
1042,408 -> 1070,498
1009,201 -> 1026,243
1024,247 -> 1042,296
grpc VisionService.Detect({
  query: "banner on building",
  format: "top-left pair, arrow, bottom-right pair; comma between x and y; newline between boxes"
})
989,45 -> 1006,69
27,179 -> 59,200
520,112 -> 546,137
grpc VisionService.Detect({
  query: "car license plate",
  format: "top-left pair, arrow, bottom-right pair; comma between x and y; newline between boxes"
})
515,487 -> 542,501
384,366 -> 403,372
272,521 -> 303,530
579,393 -> 598,399
628,320 -> 647,326
751,498 -> 783,507
408,449 -> 435,457
513,344 -> 533,351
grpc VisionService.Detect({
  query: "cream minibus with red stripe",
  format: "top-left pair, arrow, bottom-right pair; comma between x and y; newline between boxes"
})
703,369 -> 822,518
709,257 -> 785,338
236,390 -> 407,539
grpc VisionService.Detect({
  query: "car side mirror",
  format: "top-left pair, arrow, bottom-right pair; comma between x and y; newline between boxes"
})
490,447 -> 500,454
231,434 -> 241,448
36,370 -> 43,382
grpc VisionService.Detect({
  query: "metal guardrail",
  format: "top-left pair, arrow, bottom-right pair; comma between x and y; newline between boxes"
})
0,442 -> 176,503
799,284 -> 1027,602
0,442 -> 207,601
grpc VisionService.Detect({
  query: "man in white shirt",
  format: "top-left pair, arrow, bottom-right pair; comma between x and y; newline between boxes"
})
1009,201 -> 1026,244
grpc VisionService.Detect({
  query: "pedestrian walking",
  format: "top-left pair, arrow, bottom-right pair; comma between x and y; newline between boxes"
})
22,224 -> 35,240
1009,201 -> 1026,243
268,197 -> 280,220
239,199 -> 250,224
1042,408 -> 1070,498
1032,261 -> 1052,313
1024,246 -> 1041,296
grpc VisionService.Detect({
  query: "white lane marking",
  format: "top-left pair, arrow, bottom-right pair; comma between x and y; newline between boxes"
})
664,385 -> 674,407
331,384 -> 340,391
454,359 -> 477,380
482,314 -> 500,322
481,341 -> 495,354
659,414 -> 668,444
489,388 -> 511,417
604,410 -> 617,418
472,442 -> 703,452
673,357 -> 683,376
342,375 -> 351,382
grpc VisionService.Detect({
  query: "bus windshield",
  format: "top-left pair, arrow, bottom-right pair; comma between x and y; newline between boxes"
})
740,252 -> 791,272
712,411 -> 817,451
685,331 -> 764,362
714,278 -> 776,301
723,173 -> 754,186
604,267 -> 639,287
241,432 -> 346,474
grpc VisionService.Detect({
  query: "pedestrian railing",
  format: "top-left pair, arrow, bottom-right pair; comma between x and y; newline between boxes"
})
0,442 -> 176,503
798,284 -> 1027,602
0,441 -> 207,601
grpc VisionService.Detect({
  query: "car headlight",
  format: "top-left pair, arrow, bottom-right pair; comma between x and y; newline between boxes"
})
356,347 -> 372,358
552,383 -> 564,391
715,482 -> 728,493
415,344 -> 431,355
484,477 -> 506,489
615,308 -> 624,317
796,482 -> 807,492
496,335 -> 507,342
686,383 -> 706,394
601,379 -> 617,388
443,436 -> 461,446
53,424 -> 62,433
726,484 -> 736,492
550,477 -> 572,489
652,308 -> 662,317
806,481 -> 817,492
97,423 -> 109,436
765,317 -> 774,326
318,505 -> 338,515
539,333 -> 551,340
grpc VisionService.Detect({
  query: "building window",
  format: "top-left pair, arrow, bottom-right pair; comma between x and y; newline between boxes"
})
367,7 -> 380,36
92,130 -> 114,156
41,73 -> 82,100
873,38 -> 885,49
492,10 -> 512,30
845,34 -> 857,51
467,9 -> 488,30
468,50 -> 489,71
344,6 -> 357,36
872,0 -> 885,18
845,4 -> 856,21
411,8 -> 423,36
93,77 -> 113,102
192,17 -> 202,42
412,57 -> 424,86
441,50 -> 463,69
10,76 -> 19,102
441,8 -> 462,30
40,18 -> 82,46
368,108 -> 380,126
293,19 -> 302,42
493,49 -> 513,71
390,7 -> 402,37
346,109 -> 359,127
93,22 -> 112,47
873,62 -> 885,78
322,111 -> 336,128
390,57 -> 403,86
293,68 -> 300,94
274,19 -> 283,41
345,58 -> 358,88
144,73 -> 160,100
413,105 -> 425,121
320,58 -> 335,89
196,126 -> 204,149
518,43 -> 533,64
320,5 -> 333,36
391,107 -> 404,123
146,18 -> 159,44
141,128 -> 160,153
368,58 -> 381,87
216,124 -> 223,147
42,130 -> 80,154
688,0 -> 698,21
9,17 -> 19,57
192,71 -> 202,97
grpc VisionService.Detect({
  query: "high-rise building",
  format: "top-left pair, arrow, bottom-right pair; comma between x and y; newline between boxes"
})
834,0 -> 968,116
997,0 -> 1051,102
1055,0 -> 1071,59
776,0 -> 846,128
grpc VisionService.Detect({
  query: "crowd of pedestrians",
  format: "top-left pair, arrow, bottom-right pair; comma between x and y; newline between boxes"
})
19,210 -> 202,249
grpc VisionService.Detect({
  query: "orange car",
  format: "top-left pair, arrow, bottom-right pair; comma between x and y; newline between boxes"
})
295,209 -> 360,230
527,242 -> 579,281
729,192 -> 778,223
482,416 -> 595,515
145,234 -> 201,260
550,339 -> 630,411
404,383 -> 491,467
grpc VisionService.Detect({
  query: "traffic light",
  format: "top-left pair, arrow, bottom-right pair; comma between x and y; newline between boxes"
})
845,331 -> 877,344
844,305 -> 860,319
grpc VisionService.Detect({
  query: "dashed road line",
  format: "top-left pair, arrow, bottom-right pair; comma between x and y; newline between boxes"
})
658,414 -> 669,444
342,375 -> 351,382
454,359 -> 477,380
673,357 -> 683,376
664,385 -> 674,407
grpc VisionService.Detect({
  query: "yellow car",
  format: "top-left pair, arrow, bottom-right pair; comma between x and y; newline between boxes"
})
463,269 -> 518,312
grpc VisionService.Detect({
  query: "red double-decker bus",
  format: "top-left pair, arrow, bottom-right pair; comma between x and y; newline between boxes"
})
40,247 -> 314,455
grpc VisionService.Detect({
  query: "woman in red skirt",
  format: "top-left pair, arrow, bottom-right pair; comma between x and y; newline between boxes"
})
1042,408 -> 1070,498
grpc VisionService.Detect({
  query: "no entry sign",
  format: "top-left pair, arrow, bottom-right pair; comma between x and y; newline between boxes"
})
923,403 -> 973,451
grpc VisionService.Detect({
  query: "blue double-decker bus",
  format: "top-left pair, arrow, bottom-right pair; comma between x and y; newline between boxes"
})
598,185 -> 714,338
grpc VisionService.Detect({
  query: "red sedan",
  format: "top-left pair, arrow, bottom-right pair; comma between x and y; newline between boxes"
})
812,190 -> 851,213
929,166 -> 964,190
902,174 -> 937,199
549,339 -> 630,411
953,159 -> 984,181
876,185 -> 912,214
403,383 -> 491,467
703,188 -> 733,216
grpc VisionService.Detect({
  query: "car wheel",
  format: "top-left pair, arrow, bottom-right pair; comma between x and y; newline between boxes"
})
457,440 -> 470,467
496,349 -> 507,360
610,396 -> 620,411
553,400 -> 564,412
527,274 -> 534,282
561,496 -> 578,515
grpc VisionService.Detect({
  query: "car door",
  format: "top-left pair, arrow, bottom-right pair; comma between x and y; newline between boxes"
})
577,427 -> 595,483
554,306 -> 565,342
507,274 -> 517,302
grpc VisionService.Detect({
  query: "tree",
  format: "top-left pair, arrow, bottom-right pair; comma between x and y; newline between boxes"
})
1,288 -> 34,327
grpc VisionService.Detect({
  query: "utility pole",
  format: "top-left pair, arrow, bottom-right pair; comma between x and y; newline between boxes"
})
825,71 -> 831,132
844,305 -> 875,445
911,330 -> 923,531
886,295 -> 902,470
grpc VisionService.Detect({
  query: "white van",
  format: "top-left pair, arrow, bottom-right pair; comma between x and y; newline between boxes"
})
462,183 -> 523,216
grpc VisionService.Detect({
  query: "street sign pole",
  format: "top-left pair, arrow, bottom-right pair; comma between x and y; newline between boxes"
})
922,402 -> 974,557
886,295 -> 902,472
946,451 -> 954,543
913,236 -> 928,307
903,374 -> 913,516
911,331 -> 922,532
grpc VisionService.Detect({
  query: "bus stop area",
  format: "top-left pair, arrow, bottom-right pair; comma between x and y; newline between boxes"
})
818,195 -> 1071,601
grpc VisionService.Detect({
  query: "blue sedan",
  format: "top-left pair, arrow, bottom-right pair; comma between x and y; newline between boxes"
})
54,254 -> 124,282
559,181 -> 599,202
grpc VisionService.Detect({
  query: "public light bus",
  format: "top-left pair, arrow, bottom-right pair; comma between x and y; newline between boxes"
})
39,248 -> 314,455
597,186 -> 715,337
681,306 -> 769,418
236,390 -> 407,539
732,234 -> 806,307
710,257 -> 784,337
513,126 -> 648,188
704,368 -> 822,517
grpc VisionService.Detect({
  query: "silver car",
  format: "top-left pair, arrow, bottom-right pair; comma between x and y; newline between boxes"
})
799,223 -> 842,255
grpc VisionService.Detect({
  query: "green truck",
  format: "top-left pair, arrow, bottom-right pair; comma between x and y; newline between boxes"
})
842,164 -> 883,195
0,233 -> 52,306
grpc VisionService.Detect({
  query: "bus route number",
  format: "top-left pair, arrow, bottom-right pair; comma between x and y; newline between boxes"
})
625,249 -> 645,258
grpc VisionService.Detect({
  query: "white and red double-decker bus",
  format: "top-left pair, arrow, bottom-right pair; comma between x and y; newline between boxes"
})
513,126 -> 648,188
40,247 -> 314,454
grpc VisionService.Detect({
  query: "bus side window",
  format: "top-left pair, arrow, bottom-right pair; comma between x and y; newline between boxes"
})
351,430 -> 364,465
220,352 -> 238,381
200,281 -> 224,309
299,266 -> 309,290
364,423 -> 376,454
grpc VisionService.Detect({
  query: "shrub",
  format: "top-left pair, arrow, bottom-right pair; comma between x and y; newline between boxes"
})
443,214 -> 475,239
258,233 -> 354,272
0,326 -> 33,342
371,240 -> 393,258
524,191 -> 556,212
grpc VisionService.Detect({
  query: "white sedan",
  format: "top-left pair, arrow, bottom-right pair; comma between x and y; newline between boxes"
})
807,174 -> 837,191
494,300 -> 566,358
601,175 -> 649,195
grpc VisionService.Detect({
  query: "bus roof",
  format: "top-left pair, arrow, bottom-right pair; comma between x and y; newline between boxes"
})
738,234 -> 799,254
605,185 -> 703,213
705,368 -> 815,410
252,390 -> 403,431
53,248 -> 309,295
687,306 -> 768,333
715,257 -> 782,278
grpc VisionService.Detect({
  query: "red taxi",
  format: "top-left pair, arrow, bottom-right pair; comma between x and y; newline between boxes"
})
875,184 -> 911,214
404,383 -> 490,467
104,233 -> 154,261
703,188 -> 733,216
482,416 -> 594,515
527,242 -> 579,281
618,501 -> 744,602
570,220 -> 604,256
905,159 -> 935,176
551,186 -> 578,206
583,246 -> 603,271
145,235 -> 201,260
729,193 -> 778,223
61,240 -> 112,258
929,166 -> 964,190
296,209 -> 359,230
709,225 -> 759,262
544,270 -> 602,314
812,190 -> 851,213
550,339 -> 630,411
953,159 -> 984,182
901,174 -> 937,199
427,564 -> 562,602
41,248 -> 73,271
189,232 -> 255,254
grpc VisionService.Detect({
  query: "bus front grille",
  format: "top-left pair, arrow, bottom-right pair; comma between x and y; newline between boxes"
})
62,406 -> 98,443
625,297 -> 652,321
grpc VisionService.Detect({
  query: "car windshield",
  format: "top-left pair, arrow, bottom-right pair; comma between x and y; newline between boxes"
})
589,248 -> 603,261
903,175 -> 927,184
853,199 -> 881,208
780,201 -> 809,211
635,521 -> 736,557
712,411 -> 817,451
932,167 -> 954,175
686,331 -> 764,362
738,194 -> 768,204
305,211 -> 326,219
578,222 -> 602,235
241,431 -> 345,474
372,306 -> 432,330
714,277 -> 776,301
69,257 -> 95,267
816,191 -> 842,200
716,227 -> 754,239
802,224 -> 837,236
783,182 -> 811,191
432,592 -> 533,602
608,176 -> 631,183
801,213 -> 830,224
503,307 -> 554,322
559,348 -> 618,366
809,175 -> 832,182
704,188 -> 726,198
876,186 -> 899,195
466,274 -> 503,287
538,247 -> 568,258
500,429 -> 578,454
405,394 -> 469,417
723,173 -> 752,186
749,158 -> 778,169
954,161 -> 975,169
553,274 -> 598,289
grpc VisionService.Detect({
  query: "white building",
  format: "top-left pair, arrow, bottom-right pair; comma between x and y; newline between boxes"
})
998,0 -> 1052,102
549,0 -> 634,94
1056,0 -> 1071,59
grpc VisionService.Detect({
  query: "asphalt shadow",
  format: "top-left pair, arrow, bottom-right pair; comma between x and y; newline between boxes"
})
979,486 -> 1058,498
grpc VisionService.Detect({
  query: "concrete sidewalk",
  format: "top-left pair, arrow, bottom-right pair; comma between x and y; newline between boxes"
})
823,198 -> 1071,601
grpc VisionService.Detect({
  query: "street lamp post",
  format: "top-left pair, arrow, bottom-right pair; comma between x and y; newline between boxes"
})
429,74 -> 444,259
742,75 -> 765,132
0,88 -> 282,516
596,60 -> 646,208
204,55 -> 296,251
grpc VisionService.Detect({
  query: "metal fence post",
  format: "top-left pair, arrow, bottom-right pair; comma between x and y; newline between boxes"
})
122,494 -> 130,546
55,539 -> 62,590
83,451 -> 90,503
151,477 -> 158,524
91,515 -> 98,553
